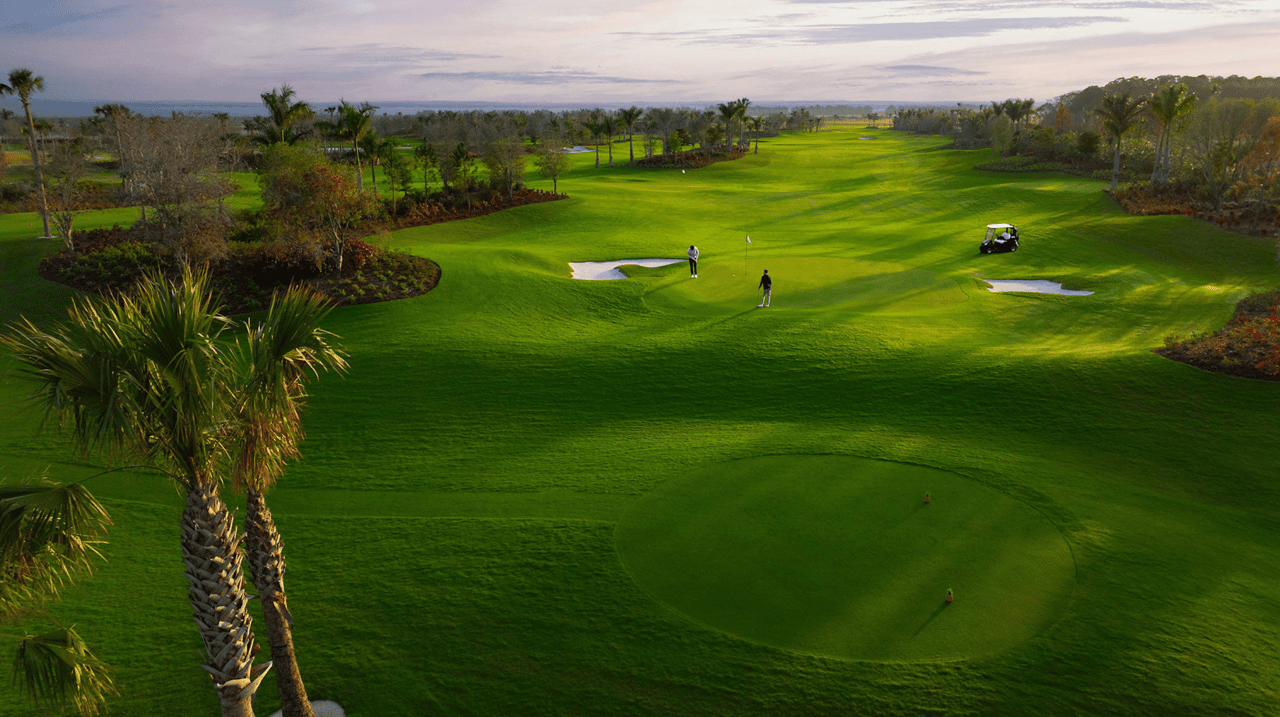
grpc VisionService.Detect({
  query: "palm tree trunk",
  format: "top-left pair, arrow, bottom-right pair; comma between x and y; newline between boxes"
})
182,480 -> 271,717
20,100 -> 51,238
352,141 -> 363,192
246,488 -> 316,717
1111,144 -> 1122,191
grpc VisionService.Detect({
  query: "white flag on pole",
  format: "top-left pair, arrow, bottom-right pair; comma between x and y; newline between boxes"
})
746,235 -> 752,243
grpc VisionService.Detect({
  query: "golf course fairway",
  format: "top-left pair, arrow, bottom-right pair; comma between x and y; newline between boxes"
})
616,455 -> 1075,661
1,126 -> 1278,715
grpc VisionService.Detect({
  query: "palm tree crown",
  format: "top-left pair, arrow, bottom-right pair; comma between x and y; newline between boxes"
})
317,100 -> 377,191
260,84 -> 315,145
1094,91 -> 1147,190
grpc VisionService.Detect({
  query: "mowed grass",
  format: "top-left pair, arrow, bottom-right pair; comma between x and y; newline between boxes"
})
615,455 -> 1075,661
1,128 -> 1279,715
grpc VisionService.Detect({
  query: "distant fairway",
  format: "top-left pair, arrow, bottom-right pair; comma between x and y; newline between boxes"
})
616,456 -> 1074,660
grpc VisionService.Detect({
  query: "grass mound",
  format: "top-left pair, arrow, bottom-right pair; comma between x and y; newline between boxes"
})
615,456 -> 1075,661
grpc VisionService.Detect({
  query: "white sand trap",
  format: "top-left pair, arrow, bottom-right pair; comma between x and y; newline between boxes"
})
554,146 -> 595,154
570,259 -> 684,280
271,701 -> 344,717
986,280 -> 1093,296
858,136 -> 876,140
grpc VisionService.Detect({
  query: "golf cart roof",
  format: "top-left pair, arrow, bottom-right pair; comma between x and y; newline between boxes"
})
986,223 -> 1016,229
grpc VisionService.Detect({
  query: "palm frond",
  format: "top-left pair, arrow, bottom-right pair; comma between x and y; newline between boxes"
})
0,478 -> 111,617
11,628 -> 118,716
230,285 -> 347,491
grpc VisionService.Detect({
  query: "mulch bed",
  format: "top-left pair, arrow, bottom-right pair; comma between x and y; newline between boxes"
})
1153,289 -> 1280,381
1112,184 -> 1280,238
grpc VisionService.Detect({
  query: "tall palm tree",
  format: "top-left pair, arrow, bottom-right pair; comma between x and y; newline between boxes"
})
358,132 -> 388,195
260,84 -> 315,145
748,116 -> 764,154
1094,91 -> 1147,190
717,101 -> 739,152
316,100 -> 378,191
2,480 -> 117,715
582,117 -> 603,168
230,287 -> 346,717
2,271 -> 275,717
1147,84 -> 1197,185
735,98 -> 751,150
6,68 -> 52,237
601,114 -> 617,167
618,106 -> 643,164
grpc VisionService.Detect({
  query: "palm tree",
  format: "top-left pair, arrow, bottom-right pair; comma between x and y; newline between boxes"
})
230,287 -> 347,717
358,132 -> 389,195
735,98 -> 751,150
1147,84 -> 1197,185
618,106 -> 643,164
2,480 -> 117,715
2,271 -> 275,717
717,101 -> 739,152
582,117 -> 603,168
6,68 -> 52,237
316,100 -> 378,192
748,116 -> 764,154
1094,91 -> 1147,190
601,114 -> 617,167
260,84 -> 315,145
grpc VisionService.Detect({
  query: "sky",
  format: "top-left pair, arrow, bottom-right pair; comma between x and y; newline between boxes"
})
1,0 -> 1278,109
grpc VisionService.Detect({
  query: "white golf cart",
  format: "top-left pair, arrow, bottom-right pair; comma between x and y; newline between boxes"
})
980,224 -> 1020,254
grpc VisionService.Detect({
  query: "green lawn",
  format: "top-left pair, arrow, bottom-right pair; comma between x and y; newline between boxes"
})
1,128 -> 1278,716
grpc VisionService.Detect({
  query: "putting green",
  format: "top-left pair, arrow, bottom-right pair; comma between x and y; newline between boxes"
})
615,456 -> 1075,661
641,257 -> 968,315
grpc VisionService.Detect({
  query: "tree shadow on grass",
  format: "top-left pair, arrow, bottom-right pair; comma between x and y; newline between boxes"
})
701,307 -> 761,329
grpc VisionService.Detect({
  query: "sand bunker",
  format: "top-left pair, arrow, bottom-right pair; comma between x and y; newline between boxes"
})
858,137 -> 876,140
985,280 -> 1093,296
570,259 -> 683,280
555,146 -> 595,154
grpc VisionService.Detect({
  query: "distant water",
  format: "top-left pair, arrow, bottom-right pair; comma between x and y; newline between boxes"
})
0,98 -> 928,119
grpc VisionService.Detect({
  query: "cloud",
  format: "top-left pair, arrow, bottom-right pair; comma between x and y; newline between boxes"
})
0,1 -> 134,35
416,70 -> 676,86
300,44 -> 500,63
616,16 -> 1125,46
881,65 -> 986,76
784,0 -> 1235,7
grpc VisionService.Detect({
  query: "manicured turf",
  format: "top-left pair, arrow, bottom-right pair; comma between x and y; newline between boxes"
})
2,128 -> 1279,716
615,455 -> 1075,661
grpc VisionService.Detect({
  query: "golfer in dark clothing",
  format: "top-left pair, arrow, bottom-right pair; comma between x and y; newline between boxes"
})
757,269 -> 771,307
688,245 -> 699,278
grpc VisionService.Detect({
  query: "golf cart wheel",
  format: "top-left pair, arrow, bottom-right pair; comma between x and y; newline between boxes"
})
1010,244 -> 1018,252
980,246 -> 991,254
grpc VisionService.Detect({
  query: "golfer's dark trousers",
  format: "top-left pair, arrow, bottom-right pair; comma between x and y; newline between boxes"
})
689,259 -> 698,274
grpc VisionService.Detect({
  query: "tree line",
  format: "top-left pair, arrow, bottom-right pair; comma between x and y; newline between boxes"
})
893,81 -> 1280,217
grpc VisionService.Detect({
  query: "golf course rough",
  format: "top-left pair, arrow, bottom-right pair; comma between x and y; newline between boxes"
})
616,456 -> 1075,661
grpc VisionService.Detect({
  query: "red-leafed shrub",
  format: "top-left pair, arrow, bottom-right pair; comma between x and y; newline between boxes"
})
1157,289 -> 1280,380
